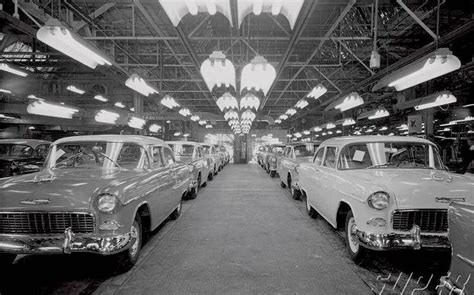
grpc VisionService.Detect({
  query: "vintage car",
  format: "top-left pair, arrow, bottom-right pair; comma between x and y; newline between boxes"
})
278,141 -> 321,199
0,135 -> 191,270
263,144 -> 286,178
167,141 -> 209,199
298,136 -> 473,263
438,201 -> 473,294
214,144 -> 226,171
219,145 -> 231,165
0,139 -> 51,178
256,145 -> 270,167
202,143 -> 219,179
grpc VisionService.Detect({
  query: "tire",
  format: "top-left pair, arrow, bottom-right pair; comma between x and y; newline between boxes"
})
0,254 -> 16,265
270,170 -> 276,178
266,165 -> 270,173
197,174 -> 202,188
291,186 -> 301,200
116,215 -> 142,272
344,210 -> 369,264
306,196 -> 318,218
208,172 -> 214,181
213,166 -> 218,176
280,180 -> 286,188
201,180 -> 207,187
188,187 -> 197,199
170,199 -> 182,220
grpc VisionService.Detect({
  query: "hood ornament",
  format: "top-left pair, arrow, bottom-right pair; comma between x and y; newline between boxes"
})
20,199 -> 51,205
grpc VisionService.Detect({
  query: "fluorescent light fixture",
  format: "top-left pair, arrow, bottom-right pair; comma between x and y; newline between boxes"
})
241,55 -> 276,96
224,110 -> 239,121
313,126 -> 322,132
327,131 -> 333,135
335,118 -> 356,126
27,99 -> 79,119
190,115 -> 200,122
294,132 -> 302,138
216,93 -> 238,111
205,124 -> 213,129
373,48 -> 461,91
229,120 -> 239,126
0,63 -> 28,77
95,110 -> 119,124
125,74 -> 159,97
240,93 -> 260,110
295,99 -> 308,109
241,110 -> 256,121
201,51 -> 236,91
366,128 -> 374,133
333,92 -> 364,112
28,126 -> 35,130
285,108 -> 296,116
94,95 -> 108,102
286,134 -> 292,138
130,107 -> 135,112
274,119 -> 282,124
149,124 -> 161,133
114,102 -> 125,108
336,130 -> 342,134
199,120 -> 207,126
161,95 -> 180,109
159,0 -> 232,27
66,85 -> 85,95
174,132 -> 182,136
364,107 -> 390,120
279,114 -> 288,120
379,126 -> 388,131
0,88 -> 12,94
28,94 -> 44,100
307,84 -> 327,100
37,19 -> 111,69
303,130 -> 310,135
463,103 -> 474,108
128,117 -> 146,129
322,132 -> 327,136
183,133 -> 190,137
414,91 -> 457,110
388,133 -> 394,136
251,134 -> 257,137
397,124 -> 408,131
237,0 -> 304,29
325,123 -> 336,130
0,114 -> 15,119
179,108 -> 191,117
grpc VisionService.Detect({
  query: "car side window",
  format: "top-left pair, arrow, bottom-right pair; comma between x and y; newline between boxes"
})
323,147 -> 337,168
162,147 -> 175,166
35,144 -> 50,159
313,148 -> 325,166
151,146 -> 164,167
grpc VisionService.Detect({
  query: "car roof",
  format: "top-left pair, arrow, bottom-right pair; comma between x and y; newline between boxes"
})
287,141 -> 321,146
166,141 -> 201,146
0,139 -> 51,147
321,135 -> 434,148
54,135 -> 166,146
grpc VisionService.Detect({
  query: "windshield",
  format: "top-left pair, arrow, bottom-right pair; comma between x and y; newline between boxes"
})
46,141 -> 148,170
0,144 -> 33,157
338,142 -> 443,170
203,146 -> 211,154
294,144 -> 316,158
170,144 -> 194,159
272,146 -> 285,154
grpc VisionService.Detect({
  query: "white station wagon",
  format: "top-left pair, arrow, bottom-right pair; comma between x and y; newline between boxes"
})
298,136 -> 473,263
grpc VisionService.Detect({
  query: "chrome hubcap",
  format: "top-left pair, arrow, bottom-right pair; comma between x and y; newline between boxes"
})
348,217 -> 359,253
129,223 -> 139,257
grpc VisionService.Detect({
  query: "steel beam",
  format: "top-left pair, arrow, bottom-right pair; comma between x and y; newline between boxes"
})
338,40 -> 375,74
83,36 -> 370,41
312,66 -> 342,93
72,3 -> 116,31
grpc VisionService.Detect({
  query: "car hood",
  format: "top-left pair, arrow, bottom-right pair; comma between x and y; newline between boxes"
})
342,169 -> 474,209
0,168 -> 140,211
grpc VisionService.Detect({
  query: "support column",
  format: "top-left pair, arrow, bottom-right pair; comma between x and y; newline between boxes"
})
424,108 -> 434,140
133,92 -> 144,135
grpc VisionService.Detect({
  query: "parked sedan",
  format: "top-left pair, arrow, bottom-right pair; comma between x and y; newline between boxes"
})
256,145 -> 270,167
202,144 -> 219,179
214,144 -> 226,171
0,135 -> 191,270
278,142 -> 320,199
298,136 -> 473,264
438,201 -> 473,294
167,141 -> 209,199
0,139 -> 51,178
263,144 -> 286,177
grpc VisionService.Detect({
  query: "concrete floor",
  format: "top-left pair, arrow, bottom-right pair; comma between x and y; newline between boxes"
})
94,164 -> 371,295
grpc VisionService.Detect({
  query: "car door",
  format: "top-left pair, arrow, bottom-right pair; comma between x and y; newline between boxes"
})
280,147 -> 292,184
301,146 -> 325,208
162,146 -> 187,210
314,146 -> 340,224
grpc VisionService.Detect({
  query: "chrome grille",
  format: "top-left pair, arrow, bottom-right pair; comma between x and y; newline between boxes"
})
392,209 -> 448,233
0,212 -> 95,234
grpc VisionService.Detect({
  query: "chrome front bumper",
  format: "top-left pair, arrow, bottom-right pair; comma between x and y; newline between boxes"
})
356,225 -> 450,250
438,275 -> 468,294
0,228 -> 132,255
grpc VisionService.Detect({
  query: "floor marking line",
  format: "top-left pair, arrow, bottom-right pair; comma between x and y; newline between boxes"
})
205,188 -> 282,191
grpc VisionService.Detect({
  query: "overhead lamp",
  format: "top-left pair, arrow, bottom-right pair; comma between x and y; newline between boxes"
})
205,124 -> 213,129
307,84 -> 327,100
251,134 -> 257,137
94,95 -> 108,102
37,19 -> 112,69
294,132 -> 302,138
313,126 -> 322,132
414,91 -> 457,110
125,74 -> 159,97
241,109 -> 256,121
279,114 -> 288,120
388,133 -> 394,136
66,85 -> 85,95
285,108 -> 296,116
224,110 -> 239,121
174,132 -> 182,136
149,124 -> 162,133
199,120 -> 207,126
183,133 -> 190,137
0,88 -> 12,94
369,108 -> 390,120
327,131 -> 333,135
237,0 -> 304,29
274,119 -> 282,124
27,99 -> 79,119
333,92 -> 364,112
190,115 -> 200,122
325,123 -> 336,130
95,110 -> 119,124
228,119 -> 239,126
240,93 -> 260,110
463,103 -> 474,108
0,114 -> 15,119
366,128 -> 374,133
159,0 -> 232,27
0,63 -> 28,77
161,95 -> 180,109
286,134 -> 292,138
397,124 -> 408,131
379,126 -> 388,131
240,119 -> 252,126
179,108 -> 191,117
128,117 -> 146,129
336,130 -> 342,134
216,93 -> 238,112
303,130 -> 310,135
201,51 -> 236,91
373,48 -> 461,91
343,118 -> 356,126
114,102 -> 125,108
241,55 -> 276,96
130,107 -> 135,112
295,99 -> 308,109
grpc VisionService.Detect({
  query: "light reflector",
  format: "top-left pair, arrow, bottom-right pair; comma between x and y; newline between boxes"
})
128,117 -> 146,129
159,0 -> 232,27
333,92 -> 364,112
216,93 -> 238,111
414,91 -> 457,110
307,84 -> 327,100
0,63 -> 28,77
149,124 -> 162,133
125,74 -> 159,97
27,99 -> 79,119
240,93 -> 260,110
66,85 -> 85,95
201,51 -> 236,91
179,108 -> 191,117
95,110 -> 119,124
241,55 -> 276,96
295,99 -> 308,109
94,95 -> 108,102
237,0 -> 304,29
161,95 -> 180,109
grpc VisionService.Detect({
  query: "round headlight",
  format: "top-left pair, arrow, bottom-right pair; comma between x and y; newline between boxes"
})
367,192 -> 390,210
97,193 -> 118,213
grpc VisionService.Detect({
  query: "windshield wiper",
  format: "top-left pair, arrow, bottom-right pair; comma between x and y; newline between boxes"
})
51,152 -> 85,169
96,152 -> 121,170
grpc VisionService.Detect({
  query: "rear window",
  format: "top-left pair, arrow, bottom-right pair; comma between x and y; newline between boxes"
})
272,146 -> 284,154
294,144 -> 315,158
170,144 -> 194,157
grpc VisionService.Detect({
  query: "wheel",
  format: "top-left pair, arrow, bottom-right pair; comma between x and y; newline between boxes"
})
306,196 -> 318,218
266,165 -> 270,173
214,166 -> 218,176
0,254 -> 16,265
208,172 -> 214,181
188,187 -> 197,199
170,199 -> 182,220
291,185 -> 301,200
345,210 -> 369,264
115,215 -> 142,272
197,174 -> 202,188
270,170 -> 276,178
280,180 -> 286,188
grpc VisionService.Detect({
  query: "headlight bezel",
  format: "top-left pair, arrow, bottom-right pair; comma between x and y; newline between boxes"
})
367,191 -> 390,210
96,193 -> 120,214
